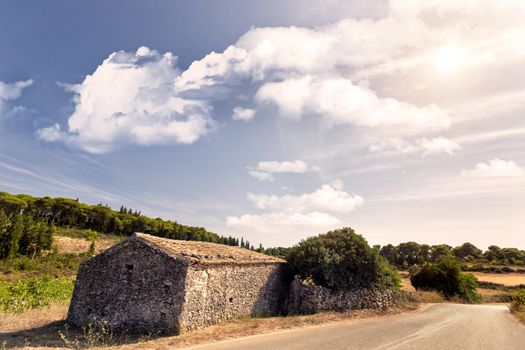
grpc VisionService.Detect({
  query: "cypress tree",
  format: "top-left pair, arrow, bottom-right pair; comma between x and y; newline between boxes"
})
7,214 -> 24,259
0,210 -> 11,259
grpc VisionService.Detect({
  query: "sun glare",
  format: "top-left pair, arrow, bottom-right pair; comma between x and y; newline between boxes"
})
435,46 -> 464,74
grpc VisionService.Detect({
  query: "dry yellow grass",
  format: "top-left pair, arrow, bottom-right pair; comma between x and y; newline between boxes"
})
511,308 -> 525,324
399,276 -> 415,292
471,272 -> 525,287
54,235 -> 118,255
477,288 -> 512,303
0,302 -> 421,349
406,291 -> 445,303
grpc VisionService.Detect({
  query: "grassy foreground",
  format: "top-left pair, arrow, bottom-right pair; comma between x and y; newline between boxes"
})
0,275 -> 74,314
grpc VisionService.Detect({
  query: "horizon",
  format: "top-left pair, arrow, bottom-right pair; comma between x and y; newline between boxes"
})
1,0 -> 524,249
0,189 -> 519,252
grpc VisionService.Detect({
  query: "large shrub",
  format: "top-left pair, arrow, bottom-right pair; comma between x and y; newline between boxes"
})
511,289 -> 525,312
410,257 -> 480,302
286,228 -> 400,291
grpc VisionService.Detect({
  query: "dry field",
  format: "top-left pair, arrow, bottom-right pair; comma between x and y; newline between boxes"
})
0,303 -> 420,349
54,235 -> 119,255
471,272 -> 525,287
399,270 -> 525,288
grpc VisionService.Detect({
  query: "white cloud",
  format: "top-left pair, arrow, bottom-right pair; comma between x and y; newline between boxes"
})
247,160 -> 315,181
247,180 -> 363,214
0,80 -> 33,118
369,136 -> 460,156
227,180 -> 363,241
416,137 -> 461,156
247,170 -> 275,182
39,0 -> 525,155
226,212 -> 339,233
38,47 -> 213,154
174,19 -> 450,135
461,159 -> 523,178
256,160 -> 311,173
256,76 -> 450,132
35,123 -> 68,143
232,107 -> 255,121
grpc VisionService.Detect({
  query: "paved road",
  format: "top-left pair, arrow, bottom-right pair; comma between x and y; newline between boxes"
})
182,304 -> 525,350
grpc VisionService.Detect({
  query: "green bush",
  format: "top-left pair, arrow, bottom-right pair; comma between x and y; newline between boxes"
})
511,289 -> 525,312
410,257 -> 481,302
286,227 -> 400,291
0,275 -> 75,313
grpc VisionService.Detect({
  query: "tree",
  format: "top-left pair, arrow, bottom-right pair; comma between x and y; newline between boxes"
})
431,244 -> 452,262
0,209 -> 11,258
380,244 -> 398,266
396,242 -> 421,267
410,257 -> 480,302
286,227 -> 400,291
7,214 -> 24,259
453,242 -> 482,259
483,245 -> 502,262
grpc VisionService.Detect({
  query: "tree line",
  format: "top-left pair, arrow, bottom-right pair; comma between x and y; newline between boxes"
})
0,210 -> 53,259
0,191 -> 249,260
379,241 -> 525,269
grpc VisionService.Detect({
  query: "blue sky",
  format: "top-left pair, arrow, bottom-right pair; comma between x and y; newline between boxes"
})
1,0 -> 524,248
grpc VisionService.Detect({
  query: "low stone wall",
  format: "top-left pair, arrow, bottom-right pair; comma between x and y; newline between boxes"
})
287,279 -> 401,314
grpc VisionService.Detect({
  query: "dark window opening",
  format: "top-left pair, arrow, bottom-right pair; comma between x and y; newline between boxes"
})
126,264 -> 134,271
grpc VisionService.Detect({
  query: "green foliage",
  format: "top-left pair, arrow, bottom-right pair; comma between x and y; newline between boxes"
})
410,257 -> 481,302
0,191 -> 244,254
0,253 -> 81,276
0,275 -> 74,313
286,227 -> 400,291
84,229 -> 98,242
452,242 -> 482,259
511,289 -> 525,312
380,240 -> 524,268
0,209 -> 54,260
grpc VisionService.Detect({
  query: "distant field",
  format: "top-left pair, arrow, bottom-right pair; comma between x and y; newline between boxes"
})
471,272 -> 525,287
54,234 -> 119,255
399,270 -> 525,288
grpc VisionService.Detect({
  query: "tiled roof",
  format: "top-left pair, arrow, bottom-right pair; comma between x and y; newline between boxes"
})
132,233 -> 285,265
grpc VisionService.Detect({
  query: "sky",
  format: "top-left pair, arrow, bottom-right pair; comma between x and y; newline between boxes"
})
1,0 -> 524,249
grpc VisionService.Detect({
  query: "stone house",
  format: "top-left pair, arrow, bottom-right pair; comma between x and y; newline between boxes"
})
68,233 -> 290,334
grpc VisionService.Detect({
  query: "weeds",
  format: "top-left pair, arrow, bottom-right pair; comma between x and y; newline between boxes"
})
406,291 -> 445,303
59,320 -> 127,349
0,275 -> 74,313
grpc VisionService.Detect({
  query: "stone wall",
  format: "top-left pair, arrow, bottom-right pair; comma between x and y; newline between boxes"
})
68,239 -> 189,333
287,278 -> 401,315
180,263 -> 290,331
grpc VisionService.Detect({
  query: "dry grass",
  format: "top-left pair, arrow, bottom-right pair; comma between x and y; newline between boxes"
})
477,288 -> 512,303
511,308 -> 525,324
471,272 -> 525,287
54,235 -> 118,255
0,302 -> 421,349
406,291 -> 445,303
0,302 -> 68,333
401,277 -> 416,292
0,302 -> 69,349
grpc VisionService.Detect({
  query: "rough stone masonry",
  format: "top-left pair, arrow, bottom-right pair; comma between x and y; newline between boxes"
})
67,233 -> 290,334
